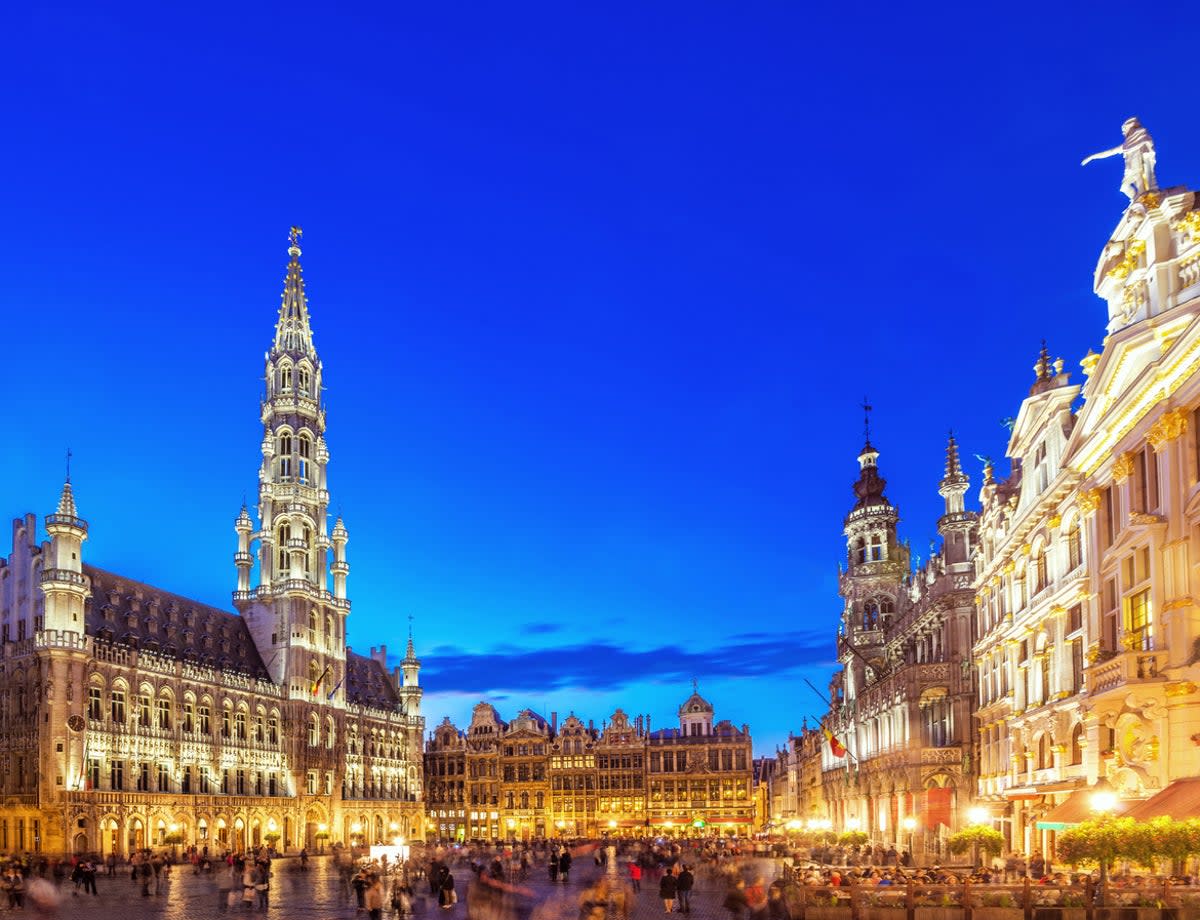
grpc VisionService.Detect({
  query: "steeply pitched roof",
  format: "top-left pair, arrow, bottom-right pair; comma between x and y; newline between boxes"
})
83,565 -> 271,680
345,650 -> 401,710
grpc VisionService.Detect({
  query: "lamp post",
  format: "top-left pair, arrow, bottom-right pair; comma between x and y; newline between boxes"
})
1091,780 -> 1118,905
902,817 -> 917,865
967,807 -> 989,870
317,823 -> 328,855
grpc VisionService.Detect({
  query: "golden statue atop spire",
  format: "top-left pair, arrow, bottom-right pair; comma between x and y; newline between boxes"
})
288,225 -> 303,260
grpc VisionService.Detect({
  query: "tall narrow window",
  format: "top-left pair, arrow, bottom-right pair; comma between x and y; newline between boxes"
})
277,524 -> 291,574
277,433 -> 293,481
299,435 -> 312,484
280,366 -> 292,391
1066,522 -> 1082,571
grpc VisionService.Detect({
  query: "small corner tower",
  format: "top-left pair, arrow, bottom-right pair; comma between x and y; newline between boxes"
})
398,626 -> 423,717
42,470 -> 90,635
679,680 -> 714,737
937,432 -> 976,568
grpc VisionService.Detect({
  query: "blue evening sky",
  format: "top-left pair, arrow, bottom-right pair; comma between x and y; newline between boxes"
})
2,2 -> 1197,753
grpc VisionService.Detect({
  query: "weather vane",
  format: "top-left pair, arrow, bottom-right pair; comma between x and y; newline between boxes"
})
861,397 -> 873,442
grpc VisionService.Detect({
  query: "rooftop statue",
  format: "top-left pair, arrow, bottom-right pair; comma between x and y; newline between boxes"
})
1082,117 -> 1158,201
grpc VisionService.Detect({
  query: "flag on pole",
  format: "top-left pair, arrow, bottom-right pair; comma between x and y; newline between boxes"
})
311,663 -> 333,696
823,728 -> 847,758
326,675 -> 344,701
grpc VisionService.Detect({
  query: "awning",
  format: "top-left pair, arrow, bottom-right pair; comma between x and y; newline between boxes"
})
1123,778 -> 1200,820
1004,779 -> 1085,800
1035,787 -> 1132,830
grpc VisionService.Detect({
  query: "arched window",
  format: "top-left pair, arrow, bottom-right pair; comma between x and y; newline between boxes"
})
308,713 -> 319,747
880,598 -> 894,630
277,433 -> 293,481
303,526 -> 312,574
1037,734 -> 1052,770
1066,522 -> 1082,571
298,367 -> 310,395
1033,547 -> 1048,593
308,610 -> 318,641
280,366 -> 293,391
1069,724 -> 1084,765
326,716 -> 336,749
862,602 -> 879,631
299,435 -> 312,484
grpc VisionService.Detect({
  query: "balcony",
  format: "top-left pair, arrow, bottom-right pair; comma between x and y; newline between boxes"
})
45,513 -> 88,533
1086,649 -> 1163,694
40,568 -> 89,589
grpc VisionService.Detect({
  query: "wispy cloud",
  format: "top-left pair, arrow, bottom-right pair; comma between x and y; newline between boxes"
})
414,631 -> 833,696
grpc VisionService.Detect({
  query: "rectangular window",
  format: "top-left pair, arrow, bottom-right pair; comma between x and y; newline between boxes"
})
236,769 -> 246,795
156,699 -> 171,730
136,762 -> 150,791
137,695 -> 150,726
182,766 -> 192,794
1071,640 -> 1084,694
307,772 -> 317,795
1103,578 -> 1119,651
221,769 -> 229,794
199,706 -> 210,734
221,709 -> 231,738
1126,587 -> 1152,651
110,761 -> 124,791
158,763 -> 170,792
1068,604 -> 1083,634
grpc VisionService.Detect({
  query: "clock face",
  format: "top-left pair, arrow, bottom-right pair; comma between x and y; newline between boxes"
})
67,715 -> 86,732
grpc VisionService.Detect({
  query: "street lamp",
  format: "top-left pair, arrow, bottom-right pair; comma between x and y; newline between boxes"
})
1091,780 -> 1118,904
902,816 -> 916,863
967,807 -> 989,869
318,823 -> 328,854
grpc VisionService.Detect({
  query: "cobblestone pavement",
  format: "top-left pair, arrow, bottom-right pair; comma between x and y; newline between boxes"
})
45,854 -> 782,920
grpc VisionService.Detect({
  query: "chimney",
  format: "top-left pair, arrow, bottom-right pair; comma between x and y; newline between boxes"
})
551,712 -> 558,734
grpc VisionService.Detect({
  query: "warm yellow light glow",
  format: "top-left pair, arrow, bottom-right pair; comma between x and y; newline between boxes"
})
169,823 -> 179,833
389,822 -> 399,832
664,820 -> 674,827
506,818 -> 515,828
267,818 -> 277,832
785,819 -> 803,831
608,820 -> 617,828
351,822 -> 362,834
968,807 -> 988,824
555,820 -> 565,829
846,818 -> 862,831
902,817 -> 917,831
318,823 -> 328,832
1091,791 -> 1117,813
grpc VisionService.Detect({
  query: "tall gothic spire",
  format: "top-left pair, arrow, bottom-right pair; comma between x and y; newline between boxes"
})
273,226 -> 317,358
57,478 -> 78,519
939,430 -> 970,518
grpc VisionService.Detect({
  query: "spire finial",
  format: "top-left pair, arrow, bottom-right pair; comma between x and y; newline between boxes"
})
862,396 -> 873,444
408,612 -> 414,639
65,447 -> 72,484
288,225 -> 303,260
945,430 -> 963,478
1034,340 -> 1051,381
692,677 -> 698,694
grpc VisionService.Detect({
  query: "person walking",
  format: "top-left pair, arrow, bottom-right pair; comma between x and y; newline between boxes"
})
366,872 -> 385,920
438,870 -> 456,910
676,865 -> 694,914
256,859 -> 271,909
629,861 -> 642,893
80,859 -> 98,896
559,850 -> 572,885
659,868 -> 678,914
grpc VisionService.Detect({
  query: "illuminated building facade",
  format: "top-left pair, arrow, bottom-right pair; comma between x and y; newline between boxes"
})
429,690 -> 750,840
0,232 -> 425,857
973,124 -> 1200,856
819,431 -> 979,861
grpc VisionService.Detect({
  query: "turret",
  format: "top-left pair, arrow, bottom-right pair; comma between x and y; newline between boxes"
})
234,504 -> 253,594
42,476 -> 89,635
331,516 -> 349,600
937,433 -> 976,567
398,629 -> 423,717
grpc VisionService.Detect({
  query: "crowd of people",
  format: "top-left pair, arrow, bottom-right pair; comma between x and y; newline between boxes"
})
0,835 -> 1194,918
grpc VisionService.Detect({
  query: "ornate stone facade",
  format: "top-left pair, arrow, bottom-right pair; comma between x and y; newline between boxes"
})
428,690 -> 751,840
0,232 -> 425,857
974,125 -> 1200,858
819,433 -> 979,861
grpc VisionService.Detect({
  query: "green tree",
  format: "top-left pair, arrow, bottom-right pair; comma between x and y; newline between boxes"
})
838,831 -> 869,847
947,826 -> 1004,865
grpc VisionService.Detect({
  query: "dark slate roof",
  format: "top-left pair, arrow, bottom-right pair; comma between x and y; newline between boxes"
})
83,565 -> 271,681
345,651 -> 401,710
